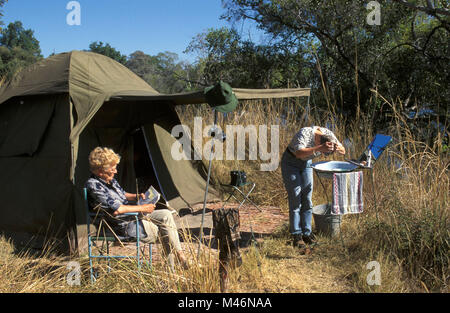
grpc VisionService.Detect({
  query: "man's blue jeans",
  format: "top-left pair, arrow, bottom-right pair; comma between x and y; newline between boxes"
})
281,150 -> 313,236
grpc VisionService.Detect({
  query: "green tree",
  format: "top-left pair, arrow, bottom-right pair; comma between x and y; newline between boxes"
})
0,0 -> 8,30
88,41 -> 127,64
126,50 -> 201,93
0,21 -> 41,57
221,0 -> 449,123
185,27 -> 314,89
0,20 -> 42,79
185,27 -> 241,84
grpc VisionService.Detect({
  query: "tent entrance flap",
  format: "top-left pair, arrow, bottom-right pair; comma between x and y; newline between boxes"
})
141,119 -> 220,211
133,127 -> 165,199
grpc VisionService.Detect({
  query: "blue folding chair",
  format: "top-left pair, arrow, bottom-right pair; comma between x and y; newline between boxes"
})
83,188 -> 153,283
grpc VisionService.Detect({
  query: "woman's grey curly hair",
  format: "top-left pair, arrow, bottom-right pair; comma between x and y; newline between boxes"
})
89,147 -> 120,173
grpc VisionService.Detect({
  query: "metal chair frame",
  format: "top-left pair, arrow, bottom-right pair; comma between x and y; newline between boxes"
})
221,181 -> 262,212
83,188 -> 153,283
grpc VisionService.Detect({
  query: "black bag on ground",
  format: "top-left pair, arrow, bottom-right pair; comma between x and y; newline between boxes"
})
230,171 -> 247,187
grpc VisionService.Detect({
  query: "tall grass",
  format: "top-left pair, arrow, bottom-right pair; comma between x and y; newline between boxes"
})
0,232 -> 225,293
345,92 -> 449,292
174,88 -> 449,292
0,87 -> 447,293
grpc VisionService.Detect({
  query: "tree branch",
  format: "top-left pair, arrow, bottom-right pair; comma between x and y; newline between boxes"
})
393,0 -> 450,17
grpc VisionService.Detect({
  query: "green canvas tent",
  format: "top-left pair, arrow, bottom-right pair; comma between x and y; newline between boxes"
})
0,51 -> 310,254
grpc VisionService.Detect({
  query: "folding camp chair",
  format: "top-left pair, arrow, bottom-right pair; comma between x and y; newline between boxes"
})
221,171 -> 262,212
83,188 -> 153,283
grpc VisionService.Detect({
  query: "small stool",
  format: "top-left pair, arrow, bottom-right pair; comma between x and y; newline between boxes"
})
222,182 -> 261,211
221,171 -> 262,212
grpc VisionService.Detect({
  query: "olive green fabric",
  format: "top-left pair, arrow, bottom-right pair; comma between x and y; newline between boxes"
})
0,53 -> 71,102
0,51 -> 158,143
0,94 -> 76,252
0,50 -> 310,253
233,87 -> 310,99
142,120 -> 219,209
0,96 -> 56,157
204,81 -> 238,113
111,87 -> 311,104
0,51 -> 160,183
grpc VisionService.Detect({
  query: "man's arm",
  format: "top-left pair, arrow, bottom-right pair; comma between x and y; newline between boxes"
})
294,142 -> 335,159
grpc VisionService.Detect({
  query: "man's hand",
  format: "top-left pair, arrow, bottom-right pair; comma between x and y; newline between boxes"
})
317,141 -> 346,156
335,144 -> 346,155
318,141 -> 335,153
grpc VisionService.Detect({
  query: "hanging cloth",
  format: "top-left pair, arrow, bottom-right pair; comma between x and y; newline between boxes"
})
331,171 -> 364,215
204,81 -> 238,113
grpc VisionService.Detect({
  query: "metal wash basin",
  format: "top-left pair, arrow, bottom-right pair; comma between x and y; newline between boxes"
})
311,161 -> 359,179
311,134 -> 392,179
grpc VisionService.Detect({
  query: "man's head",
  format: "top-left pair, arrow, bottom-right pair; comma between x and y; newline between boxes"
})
319,134 -> 337,155
320,134 -> 335,145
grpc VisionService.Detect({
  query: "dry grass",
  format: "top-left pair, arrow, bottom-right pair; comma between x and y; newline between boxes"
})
173,93 -> 449,293
0,90 -> 448,293
0,226 -> 354,293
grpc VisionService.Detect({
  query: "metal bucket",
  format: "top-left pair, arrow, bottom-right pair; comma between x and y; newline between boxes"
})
312,204 -> 342,237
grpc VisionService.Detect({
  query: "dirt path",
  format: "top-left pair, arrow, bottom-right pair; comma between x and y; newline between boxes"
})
110,202 -> 353,292
207,203 -> 352,293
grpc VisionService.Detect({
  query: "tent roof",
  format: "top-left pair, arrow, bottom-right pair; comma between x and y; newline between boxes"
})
0,51 -> 162,143
0,50 -> 310,142
0,50 -> 310,106
0,50 -> 159,105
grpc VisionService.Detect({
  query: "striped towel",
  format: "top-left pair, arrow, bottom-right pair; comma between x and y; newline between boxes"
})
332,171 -> 363,215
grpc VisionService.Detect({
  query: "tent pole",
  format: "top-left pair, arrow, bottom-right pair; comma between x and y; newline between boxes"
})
197,109 -> 217,259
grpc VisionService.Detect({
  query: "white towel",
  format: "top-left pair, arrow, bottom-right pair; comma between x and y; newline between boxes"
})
332,171 -> 363,215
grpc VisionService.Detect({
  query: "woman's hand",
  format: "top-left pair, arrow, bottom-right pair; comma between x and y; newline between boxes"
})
125,192 -> 146,202
143,204 -> 155,214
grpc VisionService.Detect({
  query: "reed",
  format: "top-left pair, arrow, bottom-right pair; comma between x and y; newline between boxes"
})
173,88 -> 449,292
0,86 -> 447,293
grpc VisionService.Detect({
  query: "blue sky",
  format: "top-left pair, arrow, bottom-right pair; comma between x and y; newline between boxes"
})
2,0 -> 264,63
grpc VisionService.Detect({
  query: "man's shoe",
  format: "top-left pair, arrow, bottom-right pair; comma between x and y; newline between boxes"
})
302,234 -> 317,245
292,234 -> 306,249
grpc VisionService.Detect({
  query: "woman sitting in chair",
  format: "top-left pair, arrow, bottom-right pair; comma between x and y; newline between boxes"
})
85,146 -> 189,270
